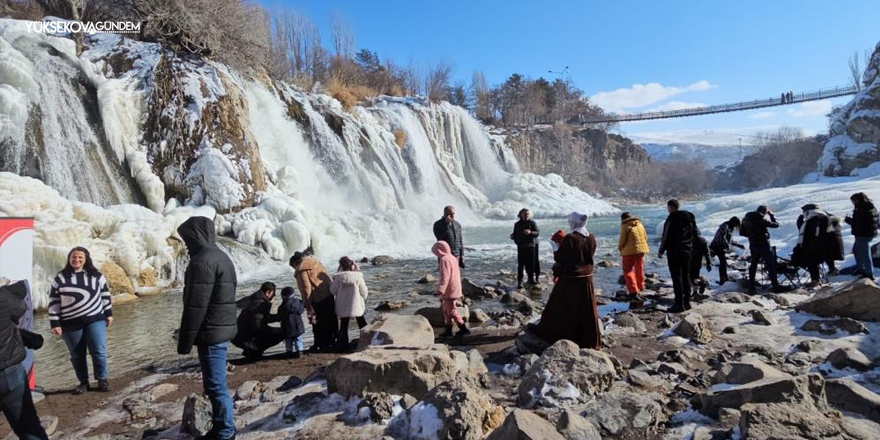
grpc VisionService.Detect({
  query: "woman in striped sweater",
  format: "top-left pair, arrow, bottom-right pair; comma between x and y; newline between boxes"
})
49,247 -> 113,394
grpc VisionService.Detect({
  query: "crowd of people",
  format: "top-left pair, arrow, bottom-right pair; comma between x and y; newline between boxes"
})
1,195 -> 877,440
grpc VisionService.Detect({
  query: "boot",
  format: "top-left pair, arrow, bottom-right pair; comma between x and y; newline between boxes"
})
74,382 -> 89,395
455,323 -> 471,337
97,379 -> 110,392
439,325 -> 454,337
516,277 -> 523,289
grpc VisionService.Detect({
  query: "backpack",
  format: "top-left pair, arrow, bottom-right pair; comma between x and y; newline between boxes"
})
739,214 -> 753,237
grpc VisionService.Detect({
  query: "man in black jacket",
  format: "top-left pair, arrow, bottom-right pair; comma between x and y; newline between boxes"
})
0,282 -> 49,440
433,205 -> 465,268
232,282 -> 283,359
510,208 -> 540,288
177,216 -> 237,440
742,205 -> 783,294
658,199 -> 698,312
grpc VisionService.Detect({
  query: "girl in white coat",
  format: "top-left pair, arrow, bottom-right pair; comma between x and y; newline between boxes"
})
331,256 -> 369,349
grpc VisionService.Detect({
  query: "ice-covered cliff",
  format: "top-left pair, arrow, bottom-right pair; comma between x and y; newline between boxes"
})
0,18 -> 616,307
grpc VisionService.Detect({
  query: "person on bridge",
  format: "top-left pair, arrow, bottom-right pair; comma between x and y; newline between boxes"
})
659,199 -> 698,312
510,208 -> 540,288
232,282 -> 284,359
433,206 -> 465,268
617,212 -> 649,297
742,205 -> 784,294
710,216 -> 744,285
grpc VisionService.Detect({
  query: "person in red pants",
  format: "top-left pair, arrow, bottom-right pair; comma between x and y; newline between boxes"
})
618,212 -> 650,297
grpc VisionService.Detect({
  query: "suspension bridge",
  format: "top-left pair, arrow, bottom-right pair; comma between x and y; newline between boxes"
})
580,84 -> 859,124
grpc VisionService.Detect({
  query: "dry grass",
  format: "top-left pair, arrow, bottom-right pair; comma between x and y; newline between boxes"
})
0,0 -> 44,20
393,129 -> 407,150
325,77 -> 379,110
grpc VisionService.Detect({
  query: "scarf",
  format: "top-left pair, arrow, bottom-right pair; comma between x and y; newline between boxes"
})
568,211 -> 590,237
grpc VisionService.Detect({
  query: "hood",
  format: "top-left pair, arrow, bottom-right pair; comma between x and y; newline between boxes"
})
296,257 -> 321,273
281,286 -> 296,298
622,217 -> 641,226
0,280 -> 27,301
177,216 -> 216,255
432,241 -> 452,258
334,271 -> 364,285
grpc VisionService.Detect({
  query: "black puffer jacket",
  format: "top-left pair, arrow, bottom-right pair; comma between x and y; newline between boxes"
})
659,210 -> 697,256
0,282 -> 27,371
846,201 -> 879,237
279,289 -> 305,339
743,211 -> 778,246
510,219 -> 539,247
177,217 -> 238,355
433,218 -> 464,257
233,291 -> 276,348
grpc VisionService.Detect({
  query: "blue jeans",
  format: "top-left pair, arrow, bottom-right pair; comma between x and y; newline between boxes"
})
197,342 -> 235,439
0,365 -> 48,440
61,319 -> 108,383
284,336 -> 303,352
854,236 -> 875,278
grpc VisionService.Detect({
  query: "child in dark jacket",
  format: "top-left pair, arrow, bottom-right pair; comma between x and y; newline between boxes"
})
279,287 -> 306,358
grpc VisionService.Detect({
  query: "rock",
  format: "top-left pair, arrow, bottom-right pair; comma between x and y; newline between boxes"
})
515,328 -> 552,356
617,275 -> 626,285
674,313 -> 712,344
581,383 -> 668,435
418,274 -> 436,284
722,292 -> 751,303
486,409 -> 566,440
469,308 -> 490,323
357,392 -> 396,423
181,394 -> 213,439
415,304 -> 469,327
462,278 -> 496,300
490,309 -> 530,328
501,292 -> 530,305
613,312 -> 646,332
826,378 -> 880,424
276,376 -> 303,392
149,383 -> 178,400
722,326 -> 738,334
767,294 -> 790,307
399,394 -> 418,410
691,427 -> 730,440
712,358 -> 789,385
657,362 -> 688,377
393,377 -> 504,440
802,318 -> 869,335
628,370 -> 668,390
796,278 -> 880,321
795,339 -> 821,353
826,347 -> 873,371
556,410 -> 602,440
749,310 -> 775,326
234,380 -> 266,401
357,314 -> 435,349
122,393 -> 155,420
739,403 -> 856,440
100,261 -> 135,296
360,257 -> 369,263
374,300 -> 410,311
692,374 -> 827,417
517,340 -> 617,408
597,259 -> 620,268
326,344 -> 479,399
30,390 -> 45,404
371,255 -> 394,266
40,415 -> 58,436
718,408 -> 741,428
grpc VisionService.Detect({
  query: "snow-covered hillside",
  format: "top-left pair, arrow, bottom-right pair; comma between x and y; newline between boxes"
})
0,18 -> 616,307
640,143 -> 759,168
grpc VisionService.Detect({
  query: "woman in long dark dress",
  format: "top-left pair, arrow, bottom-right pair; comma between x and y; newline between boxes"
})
534,212 -> 602,349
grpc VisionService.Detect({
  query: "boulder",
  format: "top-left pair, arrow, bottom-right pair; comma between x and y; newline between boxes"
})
796,278 -> 880,321
357,314 -> 434,350
749,309 -> 775,326
462,278 -> 496,300
826,378 -> 880,424
657,362 -> 688,377
517,340 -> 617,408
469,308 -> 490,323
721,293 -> 751,304
555,410 -> 602,440
415,304 -> 469,327
738,403 -> 858,440
801,318 -> 869,335
628,370 -> 669,390
613,312 -> 647,332
692,374 -> 827,417
357,392 -> 396,423
597,259 -> 620,268
234,380 -> 267,401
374,300 -> 410,311
515,328 -> 552,356
674,313 -> 712,344
581,383 -> 668,435
795,339 -> 821,353
826,347 -> 873,371
326,344 -> 483,399
711,358 -> 789,385
501,292 -> 531,305
486,409 -> 566,440
393,377 -> 504,440
371,255 -> 394,266
418,274 -> 436,284
40,415 -> 58,436
181,394 -> 213,438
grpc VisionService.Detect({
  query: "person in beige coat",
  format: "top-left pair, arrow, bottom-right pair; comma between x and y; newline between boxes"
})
330,256 -> 369,349
290,252 -> 337,353
618,212 -> 650,296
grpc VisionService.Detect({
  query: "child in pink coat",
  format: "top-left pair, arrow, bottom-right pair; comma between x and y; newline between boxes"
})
432,241 -> 470,337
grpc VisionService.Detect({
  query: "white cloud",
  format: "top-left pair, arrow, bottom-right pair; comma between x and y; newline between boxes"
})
622,125 -> 819,146
648,101 -> 706,112
748,111 -> 777,119
591,80 -> 717,112
788,100 -> 832,117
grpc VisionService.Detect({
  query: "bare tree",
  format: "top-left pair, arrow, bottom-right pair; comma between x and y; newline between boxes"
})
424,61 -> 453,102
849,51 -> 863,91
470,70 -> 491,121
330,11 -> 354,59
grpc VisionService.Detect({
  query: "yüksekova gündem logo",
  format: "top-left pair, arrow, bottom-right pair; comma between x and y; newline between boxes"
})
26,20 -> 141,35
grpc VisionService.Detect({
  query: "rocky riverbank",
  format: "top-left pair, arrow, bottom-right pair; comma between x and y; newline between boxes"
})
5,271 -> 880,440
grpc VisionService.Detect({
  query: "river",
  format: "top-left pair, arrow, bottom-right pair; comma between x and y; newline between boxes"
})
31,205 -> 670,391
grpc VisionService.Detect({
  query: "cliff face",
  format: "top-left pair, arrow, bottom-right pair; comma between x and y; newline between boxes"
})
505,126 -> 650,196
820,41 -> 880,176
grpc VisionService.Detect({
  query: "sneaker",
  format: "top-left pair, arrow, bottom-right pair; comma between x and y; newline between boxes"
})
293,351 -> 302,359
668,304 -> 686,313
73,382 -> 89,395
97,379 -> 110,392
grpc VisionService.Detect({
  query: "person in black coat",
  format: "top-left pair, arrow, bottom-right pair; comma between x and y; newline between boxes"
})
742,205 -> 782,293
433,205 -> 465,268
710,216 -> 744,285
177,216 -> 237,440
510,208 -> 540,288
278,287 -> 305,359
845,192 -> 879,280
232,282 -> 283,359
0,282 -> 49,440
658,199 -> 698,312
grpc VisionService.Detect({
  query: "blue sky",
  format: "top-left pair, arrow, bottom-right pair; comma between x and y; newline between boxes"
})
263,0 -> 878,145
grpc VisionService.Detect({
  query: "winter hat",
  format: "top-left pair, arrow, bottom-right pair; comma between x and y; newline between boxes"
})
801,203 -> 818,212
620,212 -> 631,220
281,286 -> 295,298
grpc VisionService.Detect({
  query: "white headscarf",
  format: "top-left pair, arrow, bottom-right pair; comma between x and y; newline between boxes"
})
568,211 -> 590,237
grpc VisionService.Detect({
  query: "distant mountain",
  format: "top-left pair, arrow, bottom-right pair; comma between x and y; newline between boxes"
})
639,143 -> 760,168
